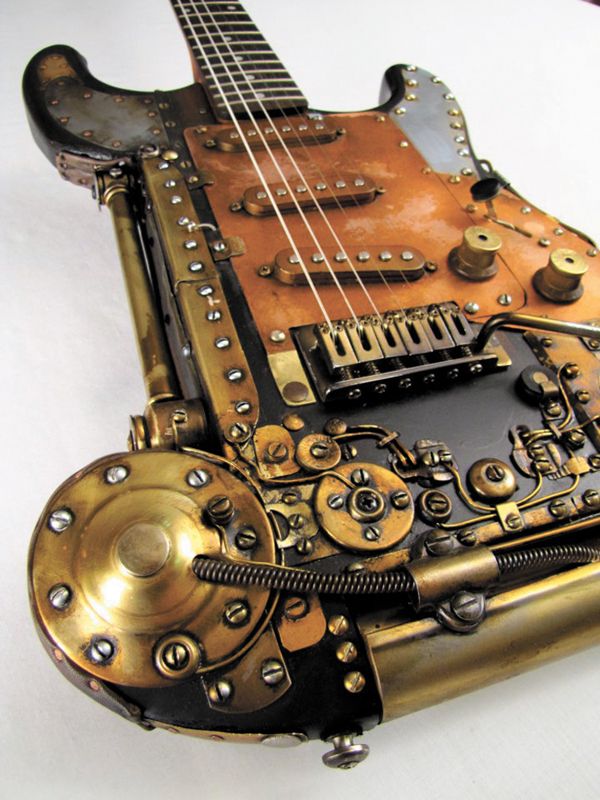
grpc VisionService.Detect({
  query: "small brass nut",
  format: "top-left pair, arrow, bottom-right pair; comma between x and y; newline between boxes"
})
448,226 -> 502,281
533,248 -> 588,303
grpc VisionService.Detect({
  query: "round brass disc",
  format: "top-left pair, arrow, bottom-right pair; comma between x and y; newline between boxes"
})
29,450 -> 276,688
467,458 -> 517,502
314,462 -> 414,552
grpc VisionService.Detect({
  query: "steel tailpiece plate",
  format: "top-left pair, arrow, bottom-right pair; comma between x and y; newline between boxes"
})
29,449 -> 276,688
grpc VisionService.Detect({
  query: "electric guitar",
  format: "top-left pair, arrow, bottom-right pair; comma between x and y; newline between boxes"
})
25,0 -> 600,769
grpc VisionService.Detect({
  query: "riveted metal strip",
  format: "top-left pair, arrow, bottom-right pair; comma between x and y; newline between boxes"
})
143,156 -> 259,439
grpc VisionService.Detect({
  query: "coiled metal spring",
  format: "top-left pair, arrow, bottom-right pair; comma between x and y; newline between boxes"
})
193,543 -> 600,597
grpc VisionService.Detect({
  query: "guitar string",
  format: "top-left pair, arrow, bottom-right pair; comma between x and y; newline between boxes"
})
191,0 -> 385,323
219,5 -> 406,311
180,0 -> 361,325
173,0 -> 337,330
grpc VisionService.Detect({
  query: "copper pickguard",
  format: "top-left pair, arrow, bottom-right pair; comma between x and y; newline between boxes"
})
184,112 -> 598,356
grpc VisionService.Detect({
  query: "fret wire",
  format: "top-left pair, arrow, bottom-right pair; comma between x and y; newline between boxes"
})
217,89 -> 306,98
206,78 -> 298,88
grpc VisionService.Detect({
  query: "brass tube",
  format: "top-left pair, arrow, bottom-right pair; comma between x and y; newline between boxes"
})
105,185 -> 179,404
360,562 -> 600,722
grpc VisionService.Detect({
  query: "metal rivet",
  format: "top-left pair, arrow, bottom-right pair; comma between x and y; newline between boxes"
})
186,468 -> 210,488
48,508 -> 74,533
48,584 -> 72,610
105,465 -> 129,485
357,251 -> 370,263
401,250 -> 414,261
311,253 -> 325,263
188,261 -> 204,273
334,252 -> 347,262
270,330 -> 286,343
394,106 -> 406,115
464,301 -> 480,314
399,141 -> 409,148
521,206 -> 532,214
538,238 -> 551,247
261,659 -> 286,686
170,195 -> 182,205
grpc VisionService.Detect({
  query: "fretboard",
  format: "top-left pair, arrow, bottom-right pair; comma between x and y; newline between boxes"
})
170,0 -> 308,119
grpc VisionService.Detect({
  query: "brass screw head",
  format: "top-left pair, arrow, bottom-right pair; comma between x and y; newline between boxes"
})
264,441 -> 289,464
545,402 -> 562,418
261,659 -> 286,686
324,417 -> 347,436
583,489 -> 600,509
235,527 -> 257,550
425,529 -> 456,556
336,641 -> 358,663
48,507 -> 74,533
207,679 -> 233,705
564,362 -> 581,379
549,499 -> 569,519
310,441 -> 332,460
505,513 -> 523,530
343,671 -> 366,694
223,599 -> 250,627
206,494 -> 235,525
328,615 -> 350,636
390,490 -> 410,510
226,422 -> 251,442
48,584 -> 72,610
162,642 -> 190,672
283,596 -> 309,621
576,390 -> 590,404
295,537 -> 314,556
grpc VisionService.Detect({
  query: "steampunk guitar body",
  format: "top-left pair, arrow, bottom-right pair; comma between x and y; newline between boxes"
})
25,2 -> 600,768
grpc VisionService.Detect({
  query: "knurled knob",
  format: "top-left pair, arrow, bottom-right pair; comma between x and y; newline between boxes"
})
449,226 -> 502,281
533,248 -> 588,303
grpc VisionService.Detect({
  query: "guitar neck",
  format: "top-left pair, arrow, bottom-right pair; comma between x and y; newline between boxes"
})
169,0 -> 308,119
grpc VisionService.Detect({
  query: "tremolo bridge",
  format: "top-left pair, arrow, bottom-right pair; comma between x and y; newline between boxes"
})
294,302 -> 510,403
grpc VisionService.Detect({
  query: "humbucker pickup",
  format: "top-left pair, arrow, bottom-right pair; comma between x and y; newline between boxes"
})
242,174 -> 378,216
293,302 -> 510,403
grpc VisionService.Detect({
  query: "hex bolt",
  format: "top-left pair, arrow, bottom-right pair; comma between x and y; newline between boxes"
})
105,464 -> 129,485
283,596 -> 309,621
450,591 -> 484,623
390,490 -> 410,510
48,508 -> 74,533
207,679 -> 233,705
223,599 -> 249,627
264,441 -> 289,464
88,638 -> 114,664
186,468 -> 210,488
351,468 -> 371,486
48,584 -> 72,610
485,464 -> 505,482
425,529 -> 456,556
206,495 -> 235,525
261,659 -> 286,686
235,527 -> 257,550
364,526 -> 381,541
162,642 -> 190,672
328,493 -> 345,510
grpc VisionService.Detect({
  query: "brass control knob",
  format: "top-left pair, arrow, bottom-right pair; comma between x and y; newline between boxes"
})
533,248 -> 588,303
449,226 -> 502,281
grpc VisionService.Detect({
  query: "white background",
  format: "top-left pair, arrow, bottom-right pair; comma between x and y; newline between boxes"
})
1,1 -> 599,798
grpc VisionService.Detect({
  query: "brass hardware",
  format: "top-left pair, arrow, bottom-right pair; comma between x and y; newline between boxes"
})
253,425 -> 298,478
417,489 -> 452,523
328,615 -> 350,636
143,155 -> 260,439
272,245 -> 425,286
360,563 -> 600,723
29,450 -> 277,688
533,248 -> 588,303
336,641 -> 358,663
282,413 -> 305,431
196,116 -> 338,152
296,434 -> 342,472
133,398 -> 206,450
210,235 -> 246,261
467,459 -> 517,502
496,501 -> 524,533
202,625 -> 290,714
449,225 -> 502,281
343,671 -> 366,693
315,462 -> 414,553
278,595 -> 326,652
267,350 -> 316,407
242,175 -> 378,217
405,546 -> 499,609
98,169 -> 180,405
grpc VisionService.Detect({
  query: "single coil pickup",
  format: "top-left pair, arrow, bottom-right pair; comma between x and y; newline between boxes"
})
205,116 -> 339,152
272,246 -> 425,286
292,302 -> 510,404
242,174 -> 378,217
